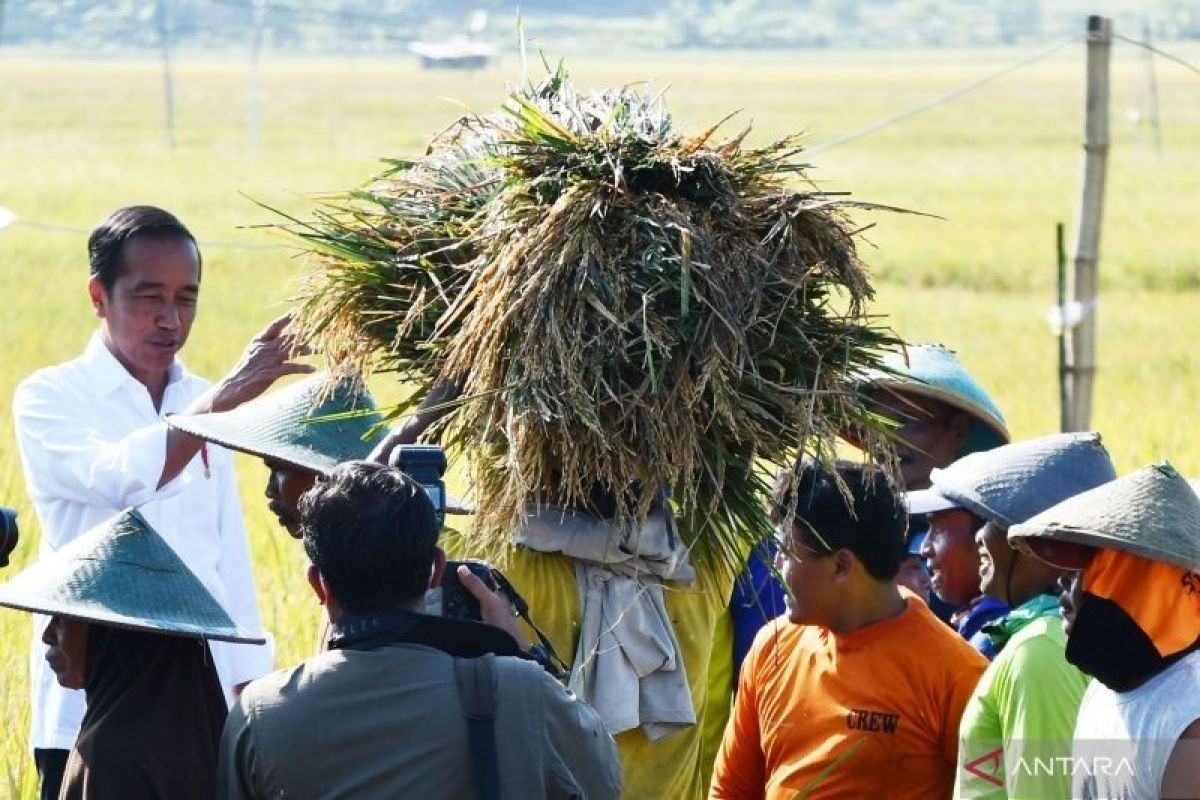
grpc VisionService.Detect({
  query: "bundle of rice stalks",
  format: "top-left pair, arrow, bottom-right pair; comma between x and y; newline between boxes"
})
285,67 -> 902,575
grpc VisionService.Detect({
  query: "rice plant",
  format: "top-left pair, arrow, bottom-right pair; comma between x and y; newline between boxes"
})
285,66 -> 902,574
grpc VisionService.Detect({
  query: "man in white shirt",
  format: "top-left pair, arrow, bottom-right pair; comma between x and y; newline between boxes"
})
13,205 -> 312,800
1009,463 -> 1200,800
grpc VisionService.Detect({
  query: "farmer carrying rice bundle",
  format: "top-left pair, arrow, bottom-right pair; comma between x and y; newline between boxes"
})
284,67 -> 902,798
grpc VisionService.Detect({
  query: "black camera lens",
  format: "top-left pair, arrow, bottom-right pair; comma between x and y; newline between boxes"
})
0,507 -> 18,569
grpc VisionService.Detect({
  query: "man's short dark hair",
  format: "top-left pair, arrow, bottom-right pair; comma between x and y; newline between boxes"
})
771,459 -> 907,581
88,205 -> 202,292
300,461 -> 439,611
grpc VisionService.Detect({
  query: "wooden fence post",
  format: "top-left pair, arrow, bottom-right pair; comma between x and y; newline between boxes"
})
247,0 -> 269,153
1057,222 -> 1069,431
1142,18 -> 1162,153
156,0 -> 176,149
1065,15 -> 1111,432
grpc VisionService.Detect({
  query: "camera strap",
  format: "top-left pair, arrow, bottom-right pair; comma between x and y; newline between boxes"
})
454,655 -> 501,800
489,570 -> 571,677
327,610 -> 523,659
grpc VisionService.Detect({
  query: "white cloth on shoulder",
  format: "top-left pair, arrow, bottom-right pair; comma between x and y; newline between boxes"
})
514,505 -> 696,741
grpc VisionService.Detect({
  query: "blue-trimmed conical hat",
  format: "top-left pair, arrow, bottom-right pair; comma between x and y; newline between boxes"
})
167,374 -> 386,476
0,509 -> 265,643
866,344 -> 1009,455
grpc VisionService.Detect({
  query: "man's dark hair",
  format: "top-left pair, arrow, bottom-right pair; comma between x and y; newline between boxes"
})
88,205 -> 202,292
771,459 -> 907,581
300,461 -> 439,611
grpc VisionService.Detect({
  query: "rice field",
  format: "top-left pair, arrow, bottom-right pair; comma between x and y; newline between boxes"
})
1,44 -> 1198,796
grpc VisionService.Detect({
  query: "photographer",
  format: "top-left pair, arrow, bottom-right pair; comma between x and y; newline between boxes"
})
218,461 -> 621,800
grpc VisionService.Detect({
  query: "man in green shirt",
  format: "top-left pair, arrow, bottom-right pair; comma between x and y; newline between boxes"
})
907,432 -> 1116,799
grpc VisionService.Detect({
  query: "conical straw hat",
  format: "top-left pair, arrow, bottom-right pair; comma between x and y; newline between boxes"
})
1010,462 -> 1200,573
916,432 -> 1116,527
0,509 -> 265,643
865,344 -> 1009,454
167,374 -> 386,476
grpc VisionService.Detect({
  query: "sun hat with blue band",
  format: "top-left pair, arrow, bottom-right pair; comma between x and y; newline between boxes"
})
167,373 -> 387,476
865,344 -> 1009,457
0,508 -> 265,644
905,431 -> 1117,525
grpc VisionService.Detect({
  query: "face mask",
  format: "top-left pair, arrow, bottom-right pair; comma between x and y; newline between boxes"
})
1066,593 -> 1186,689
1066,549 -> 1200,691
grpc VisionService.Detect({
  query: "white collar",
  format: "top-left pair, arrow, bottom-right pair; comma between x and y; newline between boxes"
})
80,331 -> 187,399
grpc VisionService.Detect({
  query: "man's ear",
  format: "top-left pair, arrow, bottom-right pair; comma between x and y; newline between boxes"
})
87,276 -> 107,318
428,547 -> 447,590
832,549 -> 856,581
306,563 -> 330,606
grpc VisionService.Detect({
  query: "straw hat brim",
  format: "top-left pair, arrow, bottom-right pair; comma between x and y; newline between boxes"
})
0,593 -> 266,644
171,412 -> 476,514
165,374 -> 391,477
1010,523 -> 1200,574
1009,463 -> 1200,573
0,509 -> 269,644
167,412 -> 344,476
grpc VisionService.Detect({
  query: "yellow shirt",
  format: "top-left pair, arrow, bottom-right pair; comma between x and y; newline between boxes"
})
502,546 -> 736,800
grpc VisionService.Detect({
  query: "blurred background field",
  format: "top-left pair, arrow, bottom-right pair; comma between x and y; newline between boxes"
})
1,39 -> 1199,796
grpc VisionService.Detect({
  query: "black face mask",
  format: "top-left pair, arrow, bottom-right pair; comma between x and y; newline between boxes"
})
1066,592 -> 1199,691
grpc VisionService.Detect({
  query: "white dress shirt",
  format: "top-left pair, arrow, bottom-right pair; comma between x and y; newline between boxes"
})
13,333 -> 272,751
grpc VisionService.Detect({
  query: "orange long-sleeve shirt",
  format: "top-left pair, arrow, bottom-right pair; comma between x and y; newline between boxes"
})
711,597 -> 986,800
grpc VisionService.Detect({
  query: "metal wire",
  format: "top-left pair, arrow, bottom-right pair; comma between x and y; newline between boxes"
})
10,219 -> 287,250
808,35 -> 1084,154
1114,33 -> 1200,78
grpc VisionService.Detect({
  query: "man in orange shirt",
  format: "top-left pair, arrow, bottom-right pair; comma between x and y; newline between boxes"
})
710,460 -> 987,800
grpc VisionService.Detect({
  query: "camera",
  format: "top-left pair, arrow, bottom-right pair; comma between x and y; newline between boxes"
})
437,559 -> 568,679
438,559 -> 531,622
0,507 -> 18,568
439,559 -> 506,621
389,444 -> 447,525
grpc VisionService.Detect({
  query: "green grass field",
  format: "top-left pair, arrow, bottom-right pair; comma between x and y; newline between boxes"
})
1,45 -> 1198,796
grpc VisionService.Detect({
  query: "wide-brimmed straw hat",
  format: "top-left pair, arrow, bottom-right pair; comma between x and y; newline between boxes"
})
905,432 -> 1116,526
1010,462 -> 1200,573
0,509 -> 265,643
864,344 -> 1009,455
167,374 -> 386,476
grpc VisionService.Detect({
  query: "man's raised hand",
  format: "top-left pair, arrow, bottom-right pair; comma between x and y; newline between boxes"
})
212,313 -> 315,413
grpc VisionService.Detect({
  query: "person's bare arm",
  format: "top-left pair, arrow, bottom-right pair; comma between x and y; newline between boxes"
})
367,379 -> 463,464
159,314 -> 313,488
1162,717 -> 1200,799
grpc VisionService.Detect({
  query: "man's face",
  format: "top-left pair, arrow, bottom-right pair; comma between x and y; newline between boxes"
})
975,520 -> 1014,601
869,391 -> 967,490
264,458 -> 318,538
1058,570 -> 1084,635
774,527 -> 838,626
88,235 -> 200,388
42,615 -> 88,690
920,508 -> 984,606
896,554 -> 931,604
